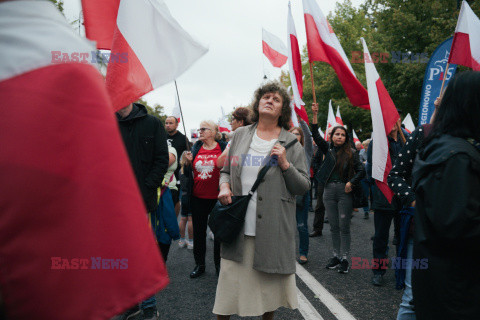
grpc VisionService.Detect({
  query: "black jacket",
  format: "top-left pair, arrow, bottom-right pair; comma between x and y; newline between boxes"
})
411,134 -> 480,320
366,136 -> 405,211
117,103 -> 169,212
311,124 -> 365,186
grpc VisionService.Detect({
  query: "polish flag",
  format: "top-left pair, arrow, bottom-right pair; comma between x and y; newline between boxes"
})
361,38 -> 400,203
0,2 -> 167,319
336,106 -> 344,125
325,100 -> 337,141
318,127 -> 325,139
82,0 -> 208,110
172,92 -> 181,123
219,106 -> 232,133
302,0 -> 369,110
287,2 -> 309,126
262,28 -> 288,68
448,0 -> 480,71
402,113 -> 415,134
291,101 -> 300,128
352,129 -> 363,148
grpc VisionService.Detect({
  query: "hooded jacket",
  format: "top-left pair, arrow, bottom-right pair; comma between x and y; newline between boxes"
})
411,134 -> 480,320
117,103 -> 169,212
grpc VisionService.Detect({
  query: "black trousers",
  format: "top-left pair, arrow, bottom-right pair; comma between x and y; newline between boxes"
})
372,209 -> 399,275
158,242 -> 171,262
312,184 -> 326,233
191,196 -> 220,267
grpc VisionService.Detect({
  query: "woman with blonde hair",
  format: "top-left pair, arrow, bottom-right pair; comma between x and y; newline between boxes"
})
213,81 -> 310,319
184,120 -> 227,278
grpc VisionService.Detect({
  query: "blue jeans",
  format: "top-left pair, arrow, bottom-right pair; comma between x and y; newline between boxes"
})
141,295 -> 156,310
396,238 -> 416,320
296,192 -> 310,257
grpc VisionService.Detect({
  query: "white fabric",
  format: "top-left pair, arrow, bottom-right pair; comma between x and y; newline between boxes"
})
352,129 -> 360,143
262,28 -> 288,56
287,2 -> 305,108
242,131 -> 277,236
172,92 -> 181,123
165,146 -> 178,190
116,0 -> 208,88
336,106 -> 343,122
0,1 -> 96,83
402,113 -> 416,133
455,1 -> 480,66
219,106 -> 232,132
318,127 -> 324,139
302,0 -> 356,76
361,38 -> 388,182
290,101 -> 300,127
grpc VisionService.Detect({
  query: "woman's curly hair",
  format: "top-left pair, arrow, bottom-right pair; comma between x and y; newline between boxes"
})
250,81 -> 291,130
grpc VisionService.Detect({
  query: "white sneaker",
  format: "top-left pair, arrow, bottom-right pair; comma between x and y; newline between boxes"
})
187,240 -> 193,250
178,239 -> 186,248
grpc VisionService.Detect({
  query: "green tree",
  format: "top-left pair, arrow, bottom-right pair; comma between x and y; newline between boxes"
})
136,98 -> 168,123
49,0 -> 64,15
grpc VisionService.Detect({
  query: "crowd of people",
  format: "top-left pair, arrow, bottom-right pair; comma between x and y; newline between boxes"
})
112,71 -> 480,320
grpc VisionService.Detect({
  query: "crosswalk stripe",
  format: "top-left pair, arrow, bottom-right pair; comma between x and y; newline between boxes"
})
296,263 -> 357,320
297,287 -> 324,320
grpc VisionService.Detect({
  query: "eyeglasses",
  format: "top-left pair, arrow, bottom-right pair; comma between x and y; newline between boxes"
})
198,127 -> 212,132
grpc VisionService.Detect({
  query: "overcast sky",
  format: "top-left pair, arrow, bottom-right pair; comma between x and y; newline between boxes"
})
64,0 -> 364,136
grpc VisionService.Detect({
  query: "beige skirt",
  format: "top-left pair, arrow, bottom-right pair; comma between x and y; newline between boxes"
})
212,236 -> 298,317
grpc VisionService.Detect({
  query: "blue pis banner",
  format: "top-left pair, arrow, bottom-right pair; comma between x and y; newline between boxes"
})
418,37 -> 457,125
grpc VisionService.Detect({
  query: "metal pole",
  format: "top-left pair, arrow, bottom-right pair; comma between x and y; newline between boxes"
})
174,80 -> 191,151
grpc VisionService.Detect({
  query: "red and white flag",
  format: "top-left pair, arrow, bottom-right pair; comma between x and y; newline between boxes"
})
82,0 -> 208,110
172,92 -> 181,123
262,28 -> 288,68
352,129 -> 362,148
302,0 -> 369,109
219,106 -> 232,133
336,106 -> 344,125
361,38 -> 400,203
287,2 -> 309,125
290,100 -> 300,128
0,2 -> 168,319
402,113 -> 415,133
448,0 -> 480,71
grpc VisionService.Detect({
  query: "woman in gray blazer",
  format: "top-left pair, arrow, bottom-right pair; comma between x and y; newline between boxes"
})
212,82 -> 310,320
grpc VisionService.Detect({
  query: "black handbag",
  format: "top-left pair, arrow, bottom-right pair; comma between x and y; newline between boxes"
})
208,139 -> 297,243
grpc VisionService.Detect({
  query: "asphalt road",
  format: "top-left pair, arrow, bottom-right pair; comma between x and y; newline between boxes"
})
154,200 -> 402,320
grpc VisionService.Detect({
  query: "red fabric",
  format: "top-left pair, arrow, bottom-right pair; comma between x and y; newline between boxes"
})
295,104 -> 310,125
375,78 -> 400,203
304,14 -> 370,110
81,0 -> 120,50
336,116 -> 344,125
0,63 -> 168,320
290,34 -> 303,98
262,41 -> 288,68
449,32 -> 480,71
219,127 -> 231,133
193,144 -> 222,199
106,24 -> 153,111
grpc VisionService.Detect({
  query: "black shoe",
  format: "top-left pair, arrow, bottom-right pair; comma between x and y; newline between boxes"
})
116,305 -> 141,320
309,230 -> 322,237
337,259 -> 349,274
190,265 -> 205,278
142,307 -> 159,320
372,274 -> 384,286
215,264 -> 220,276
297,256 -> 308,265
326,256 -> 341,269
324,218 -> 329,223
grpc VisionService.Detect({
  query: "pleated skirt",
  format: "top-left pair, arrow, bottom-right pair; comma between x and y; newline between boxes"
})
212,236 -> 298,316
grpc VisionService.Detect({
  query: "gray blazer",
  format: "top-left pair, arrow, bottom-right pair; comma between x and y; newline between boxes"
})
219,124 -> 311,274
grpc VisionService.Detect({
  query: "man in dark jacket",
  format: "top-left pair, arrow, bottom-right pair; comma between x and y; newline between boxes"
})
116,102 -> 169,320
367,124 -> 406,286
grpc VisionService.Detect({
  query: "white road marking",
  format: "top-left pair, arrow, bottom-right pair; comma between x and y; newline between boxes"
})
296,263 -> 357,320
297,287 -> 324,320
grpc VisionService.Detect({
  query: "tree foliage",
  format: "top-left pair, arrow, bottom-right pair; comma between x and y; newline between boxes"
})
280,0 -> 480,141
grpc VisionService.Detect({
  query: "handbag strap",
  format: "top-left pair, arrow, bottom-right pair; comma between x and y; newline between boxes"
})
248,139 -> 298,195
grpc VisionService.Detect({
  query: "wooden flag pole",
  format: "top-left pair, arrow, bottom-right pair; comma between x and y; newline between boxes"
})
439,62 -> 450,97
309,61 -> 317,104
174,80 -> 191,151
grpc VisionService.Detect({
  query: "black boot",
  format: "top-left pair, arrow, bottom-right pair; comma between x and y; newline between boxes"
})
190,265 -> 205,278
